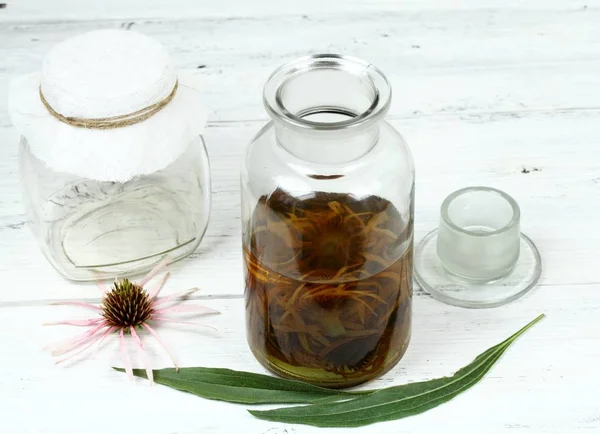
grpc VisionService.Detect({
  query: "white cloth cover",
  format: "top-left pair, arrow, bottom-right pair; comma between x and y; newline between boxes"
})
8,29 -> 207,182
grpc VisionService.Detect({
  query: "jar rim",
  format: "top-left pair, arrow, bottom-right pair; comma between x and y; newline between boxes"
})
263,54 -> 392,132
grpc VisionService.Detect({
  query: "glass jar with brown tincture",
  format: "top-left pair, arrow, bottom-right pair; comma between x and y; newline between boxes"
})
241,55 -> 415,388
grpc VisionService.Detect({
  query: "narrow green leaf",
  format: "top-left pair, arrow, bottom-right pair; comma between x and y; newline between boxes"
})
113,366 -> 368,405
249,314 -> 545,427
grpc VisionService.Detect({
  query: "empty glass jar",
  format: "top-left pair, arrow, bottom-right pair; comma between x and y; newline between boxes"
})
9,29 -> 210,281
241,55 -> 415,387
19,136 -> 210,281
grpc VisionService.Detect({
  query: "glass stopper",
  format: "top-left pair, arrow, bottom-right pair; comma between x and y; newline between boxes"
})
414,186 -> 542,308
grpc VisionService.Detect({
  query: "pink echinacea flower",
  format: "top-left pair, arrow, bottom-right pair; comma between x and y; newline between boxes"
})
45,256 -> 219,383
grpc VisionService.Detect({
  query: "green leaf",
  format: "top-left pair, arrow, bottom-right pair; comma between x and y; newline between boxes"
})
249,314 -> 545,427
112,366 -> 368,405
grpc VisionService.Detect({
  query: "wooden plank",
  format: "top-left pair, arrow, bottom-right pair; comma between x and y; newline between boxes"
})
1,109 -> 600,303
1,2 -> 598,433
0,290 -> 598,433
1,7 -> 600,125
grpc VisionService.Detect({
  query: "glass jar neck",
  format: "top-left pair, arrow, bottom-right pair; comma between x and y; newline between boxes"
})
263,54 -> 391,165
273,119 -> 380,164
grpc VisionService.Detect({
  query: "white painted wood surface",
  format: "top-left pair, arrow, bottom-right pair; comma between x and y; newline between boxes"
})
1,1 -> 599,432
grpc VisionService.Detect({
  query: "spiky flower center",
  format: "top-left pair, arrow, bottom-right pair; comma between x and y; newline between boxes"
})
101,279 -> 153,328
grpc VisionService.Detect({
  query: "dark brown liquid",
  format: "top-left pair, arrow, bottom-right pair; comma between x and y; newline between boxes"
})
244,189 -> 413,388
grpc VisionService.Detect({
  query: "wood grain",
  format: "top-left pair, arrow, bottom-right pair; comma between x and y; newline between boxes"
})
0,1 -> 599,432
1,0 -> 591,22
0,287 -> 598,433
2,7 -> 600,125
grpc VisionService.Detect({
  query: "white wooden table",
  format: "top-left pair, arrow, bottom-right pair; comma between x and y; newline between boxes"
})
2,1 -> 600,432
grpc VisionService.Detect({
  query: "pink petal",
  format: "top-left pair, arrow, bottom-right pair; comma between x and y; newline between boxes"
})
93,277 -> 111,294
49,323 -> 108,356
89,326 -> 117,358
148,271 -> 170,300
119,328 -> 133,381
142,323 -> 178,371
130,326 -> 153,384
55,326 -> 115,365
139,255 -> 172,287
150,317 -> 217,331
44,318 -> 104,327
152,305 -> 220,316
152,288 -> 200,307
